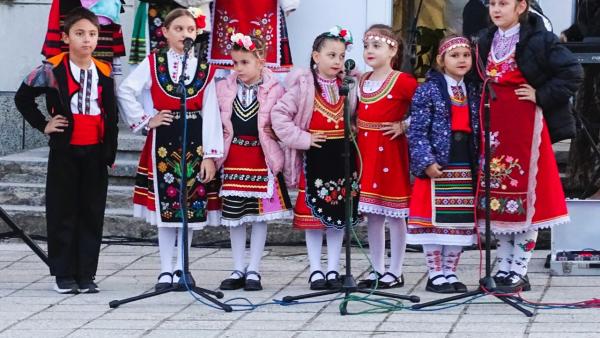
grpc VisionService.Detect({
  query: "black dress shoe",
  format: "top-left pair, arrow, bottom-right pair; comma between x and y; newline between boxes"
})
219,270 -> 246,290
445,274 -> 467,293
498,272 -> 531,293
155,272 -> 173,292
326,271 -> 342,289
357,271 -> 383,289
425,275 -> 455,294
378,272 -> 404,289
244,271 -> 263,291
309,270 -> 327,290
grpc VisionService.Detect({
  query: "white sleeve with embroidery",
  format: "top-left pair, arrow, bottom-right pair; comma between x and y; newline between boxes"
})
201,80 -> 224,159
117,56 -> 154,133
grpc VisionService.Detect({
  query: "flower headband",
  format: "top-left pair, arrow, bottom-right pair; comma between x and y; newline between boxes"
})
230,32 -> 257,52
187,7 -> 207,33
327,25 -> 353,46
438,37 -> 471,56
364,34 -> 398,47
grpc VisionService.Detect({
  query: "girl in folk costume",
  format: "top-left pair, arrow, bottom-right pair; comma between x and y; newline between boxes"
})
215,33 -> 292,292
117,8 -> 224,291
272,27 -> 359,290
476,0 -> 582,292
407,35 -> 480,294
356,25 -> 418,289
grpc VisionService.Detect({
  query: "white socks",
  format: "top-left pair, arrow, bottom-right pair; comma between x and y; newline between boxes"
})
305,229 -> 324,282
228,222 -> 268,281
442,245 -> 463,283
423,244 -> 446,285
495,230 -> 538,277
366,214 -> 386,278
326,228 -> 344,278
365,213 -> 407,283
158,227 -> 177,283
158,228 -> 193,284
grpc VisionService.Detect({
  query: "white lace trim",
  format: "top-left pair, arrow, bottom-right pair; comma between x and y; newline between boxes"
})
477,214 -> 570,235
406,232 -> 476,246
526,107 -> 544,225
358,202 -> 409,219
220,210 -> 293,227
219,168 -> 275,199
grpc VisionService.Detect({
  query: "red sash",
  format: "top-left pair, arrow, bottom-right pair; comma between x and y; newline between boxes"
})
70,114 -> 103,145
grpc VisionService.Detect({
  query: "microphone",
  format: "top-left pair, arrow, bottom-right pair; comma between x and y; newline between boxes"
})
183,37 -> 195,53
344,59 -> 356,75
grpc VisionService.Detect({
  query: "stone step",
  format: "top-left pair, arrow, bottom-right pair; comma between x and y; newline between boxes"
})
0,182 -> 134,209
0,204 -> 315,245
117,129 -> 145,152
0,147 -> 139,185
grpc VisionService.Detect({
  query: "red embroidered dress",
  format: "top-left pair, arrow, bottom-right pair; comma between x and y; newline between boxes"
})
479,49 -> 569,234
356,71 -> 417,218
132,51 -> 220,229
293,95 -> 360,230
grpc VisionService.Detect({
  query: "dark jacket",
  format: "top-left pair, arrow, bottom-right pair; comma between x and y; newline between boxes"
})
408,70 -> 481,178
14,52 -> 119,166
477,14 -> 584,143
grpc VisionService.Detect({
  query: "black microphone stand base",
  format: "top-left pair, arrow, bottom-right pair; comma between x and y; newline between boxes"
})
281,273 -> 420,316
109,271 -> 232,311
410,276 -> 533,317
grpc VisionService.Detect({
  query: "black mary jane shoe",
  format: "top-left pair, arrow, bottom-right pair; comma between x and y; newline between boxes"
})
445,274 -> 468,293
357,271 -> 383,289
326,271 -> 343,290
219,270 -> 246,290
155,272 -> 173,292
493,270 -> 509,287
425,275 -> 455,294
497,271 -> 531,293
309,270 -> 328,290
244,271 -> 263,291
378,272 -> 404,289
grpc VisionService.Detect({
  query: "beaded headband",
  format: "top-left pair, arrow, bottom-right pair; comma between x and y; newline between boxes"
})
363,34 -> 398,47
438,37 -> 471,56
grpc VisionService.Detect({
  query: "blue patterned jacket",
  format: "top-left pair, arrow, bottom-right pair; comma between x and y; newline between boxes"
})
407,70 -> 481,178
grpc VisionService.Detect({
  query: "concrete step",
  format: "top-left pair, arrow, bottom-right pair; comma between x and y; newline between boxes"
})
0,204 -> 315,245
0,147 -> 139,185
0,182 -> 134,209
117,129 -> 146,152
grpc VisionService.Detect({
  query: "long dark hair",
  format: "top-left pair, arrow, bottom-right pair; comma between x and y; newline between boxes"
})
309,33 -> 346,94
364,24 -> 404,71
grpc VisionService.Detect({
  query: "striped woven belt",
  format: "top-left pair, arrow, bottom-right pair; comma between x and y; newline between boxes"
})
308,129 -> 345,139
172,110 -> 202,120
357,119 -> 386,130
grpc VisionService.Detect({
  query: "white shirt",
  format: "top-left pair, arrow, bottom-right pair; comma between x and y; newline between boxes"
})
117,49 -> 224,158
69,60 -> 101,116
443,74 -> 467,100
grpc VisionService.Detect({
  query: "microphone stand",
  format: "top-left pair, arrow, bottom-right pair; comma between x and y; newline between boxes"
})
110,42 -> 232,312
411,44 -> 532,316
0,207 -> 49,266
281,64 -> 420,315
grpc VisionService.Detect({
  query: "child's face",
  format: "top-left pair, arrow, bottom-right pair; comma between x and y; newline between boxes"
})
62,19 -> 98,58
162,15 -> 197,53
489,0 -> 527,30
363,36 -> 396,70
312,39 -> 346,79
439,46 -> 473,79
231,49 -> 264,85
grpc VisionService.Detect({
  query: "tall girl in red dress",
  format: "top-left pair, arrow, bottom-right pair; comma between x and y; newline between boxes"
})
476,0 -> 582,292
356,25 -> 417,289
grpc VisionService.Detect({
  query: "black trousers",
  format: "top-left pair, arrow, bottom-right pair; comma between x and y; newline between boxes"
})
46,144 -> 108,279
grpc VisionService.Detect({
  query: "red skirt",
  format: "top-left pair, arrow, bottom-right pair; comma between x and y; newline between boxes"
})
357,120 -> 411,217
